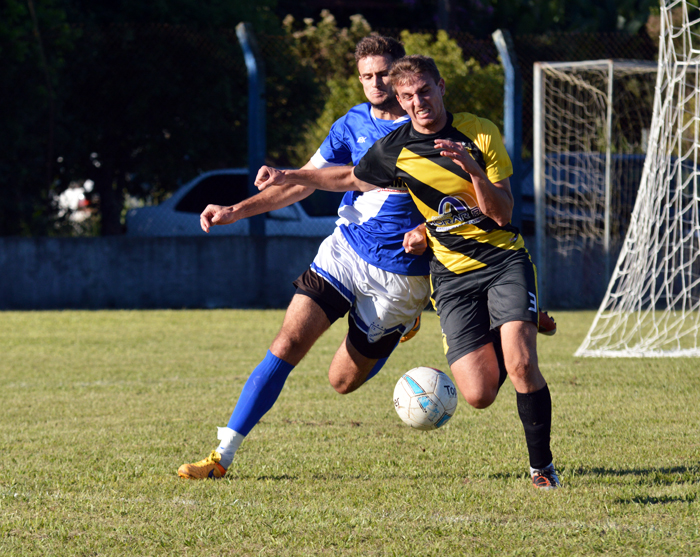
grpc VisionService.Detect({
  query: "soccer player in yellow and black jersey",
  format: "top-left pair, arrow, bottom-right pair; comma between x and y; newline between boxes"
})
255,55 -> 560,489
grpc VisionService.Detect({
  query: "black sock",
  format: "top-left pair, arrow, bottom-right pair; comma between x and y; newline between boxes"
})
491,328 -> 508,390
516,384 -> 553,470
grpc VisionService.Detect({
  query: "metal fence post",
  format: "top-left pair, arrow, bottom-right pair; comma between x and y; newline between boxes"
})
533,62 -> 547,307
492,29 -> 523,230
236,22 -> 266,237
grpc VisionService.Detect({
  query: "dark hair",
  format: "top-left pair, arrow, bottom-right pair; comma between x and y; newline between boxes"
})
354,35 -> 405,63
389,55 -> 442,87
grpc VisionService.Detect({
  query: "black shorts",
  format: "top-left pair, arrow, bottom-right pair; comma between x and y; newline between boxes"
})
430,249 -> 539,366
293,268 -> 403,360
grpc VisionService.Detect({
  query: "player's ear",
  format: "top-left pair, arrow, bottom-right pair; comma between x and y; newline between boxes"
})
438,78 -> 445,96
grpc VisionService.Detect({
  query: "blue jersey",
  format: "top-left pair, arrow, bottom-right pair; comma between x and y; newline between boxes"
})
309,103 -> 431,276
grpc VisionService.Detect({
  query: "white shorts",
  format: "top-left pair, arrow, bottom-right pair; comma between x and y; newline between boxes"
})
308,228 -> 430,346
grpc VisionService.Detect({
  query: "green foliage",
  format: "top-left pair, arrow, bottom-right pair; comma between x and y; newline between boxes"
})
1,310 -> 699,555
282,11 -> 370,166
469,0 -> 656,36
49,0 -> 283,235
0,0 -> 72,236
0,0 -> 294,236
62,0 -> 279,30
260,32 -> 327,167
563,0 -> 656,34
55,24 -> 251,234
286,24 -> 505,167
282,10 -> 372,85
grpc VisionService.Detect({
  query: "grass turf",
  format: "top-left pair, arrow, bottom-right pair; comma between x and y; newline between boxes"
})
0,309 -> 698,555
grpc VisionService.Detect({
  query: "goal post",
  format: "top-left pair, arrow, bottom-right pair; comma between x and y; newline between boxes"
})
533,59 -> 657,309
576,0 -> 700,357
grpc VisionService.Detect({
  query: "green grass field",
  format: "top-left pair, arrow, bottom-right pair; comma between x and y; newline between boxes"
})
0,309 -> 698,556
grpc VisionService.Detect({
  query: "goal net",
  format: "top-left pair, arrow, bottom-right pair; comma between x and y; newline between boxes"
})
576,0 -> 700,357
533,60 -> 657,308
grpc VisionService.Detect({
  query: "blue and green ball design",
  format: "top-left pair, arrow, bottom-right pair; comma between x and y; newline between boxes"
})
393,367 -> 458,430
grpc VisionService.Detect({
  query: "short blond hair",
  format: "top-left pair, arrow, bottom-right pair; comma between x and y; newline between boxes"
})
389,55 -> 442,87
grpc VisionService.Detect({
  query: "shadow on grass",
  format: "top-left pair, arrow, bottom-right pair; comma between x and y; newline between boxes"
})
573,465 -> 700,486
253,474 -> 298,481
475,471 -> 524,481
231,466 -> 699,489
618,493 -> 697,505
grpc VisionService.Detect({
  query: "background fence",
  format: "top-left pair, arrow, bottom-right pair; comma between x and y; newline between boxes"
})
1,22 -> 659,309
4,23 -> 657,238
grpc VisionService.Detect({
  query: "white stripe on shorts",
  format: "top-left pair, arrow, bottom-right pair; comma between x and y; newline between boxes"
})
311,228 -> 430,344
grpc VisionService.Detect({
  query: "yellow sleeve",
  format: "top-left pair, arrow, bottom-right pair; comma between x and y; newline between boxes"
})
477,118 -> 513,183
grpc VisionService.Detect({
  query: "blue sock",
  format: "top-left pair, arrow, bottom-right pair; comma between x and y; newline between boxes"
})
227,350 -> 295,436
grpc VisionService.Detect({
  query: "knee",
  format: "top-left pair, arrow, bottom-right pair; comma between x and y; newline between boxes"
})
328,373 -> 359,395
328,359 -> 370,395
270,332 -> 306,362
464,389 -> 497,409
506,359 -> 537,383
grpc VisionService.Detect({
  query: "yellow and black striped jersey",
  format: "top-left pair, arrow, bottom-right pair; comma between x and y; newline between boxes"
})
354,112 -> 524,276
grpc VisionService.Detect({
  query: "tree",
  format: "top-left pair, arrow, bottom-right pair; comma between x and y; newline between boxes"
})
461,0 -> 656,37
52,0 -> 282,235
0,0 -> 72,236
282,11 -> 372,166
286,18 -> 504,167
55,24 -> 250,235
274,0 -> 657,38
1,0 -> 316,236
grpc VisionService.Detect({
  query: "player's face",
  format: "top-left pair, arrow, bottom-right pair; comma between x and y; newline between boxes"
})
395,73 -> 447,134
357,54 -> 398,111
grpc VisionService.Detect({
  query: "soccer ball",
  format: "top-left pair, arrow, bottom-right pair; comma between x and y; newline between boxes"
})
393,367 -> 458,430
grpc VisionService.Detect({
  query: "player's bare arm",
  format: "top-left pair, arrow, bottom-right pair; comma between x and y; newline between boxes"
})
255,165 -> 376,193
434,139 -> 514,226
200,163 -> 318,233
403,223 -> 428,255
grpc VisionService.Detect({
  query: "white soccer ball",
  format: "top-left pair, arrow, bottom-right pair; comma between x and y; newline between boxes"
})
393,367 -> 458,430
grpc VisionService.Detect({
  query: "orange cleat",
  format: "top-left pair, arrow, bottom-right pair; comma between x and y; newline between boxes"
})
531,464 -> 561,489
537,310 -> 557,336
178,450 -> 227,479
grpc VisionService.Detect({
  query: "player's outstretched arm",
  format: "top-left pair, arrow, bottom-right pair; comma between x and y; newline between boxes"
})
200,185 -> 314,233
255,165 -> 376,193
200,163 -> 319,233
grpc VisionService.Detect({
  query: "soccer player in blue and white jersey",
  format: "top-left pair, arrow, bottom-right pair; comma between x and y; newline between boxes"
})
178,35 -> 433,479
178,38 -> 556,480
254,55 -> 561,489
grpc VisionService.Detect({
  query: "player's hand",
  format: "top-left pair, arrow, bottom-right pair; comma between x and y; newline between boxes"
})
403,223 -> 428,255
434,139 -> 483,176
254,166 -> 287,191
200,204 -> 237,233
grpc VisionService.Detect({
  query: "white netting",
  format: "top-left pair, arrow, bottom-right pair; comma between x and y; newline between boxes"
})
535,60 -> 657,256
576,0 -> 700,357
